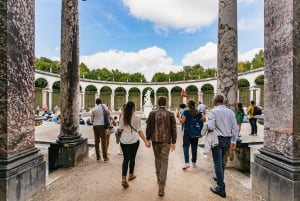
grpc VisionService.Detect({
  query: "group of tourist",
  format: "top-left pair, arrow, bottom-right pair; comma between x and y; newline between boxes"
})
90,94 -> 244,198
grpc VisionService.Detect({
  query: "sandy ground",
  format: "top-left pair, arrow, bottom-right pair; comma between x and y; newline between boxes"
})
29,119 -> 265,201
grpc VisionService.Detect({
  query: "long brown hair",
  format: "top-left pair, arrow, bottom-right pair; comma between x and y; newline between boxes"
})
188,99 -> 198,116
123,101 -> 135,126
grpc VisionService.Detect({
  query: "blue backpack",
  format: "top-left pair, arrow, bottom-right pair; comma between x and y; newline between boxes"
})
184,111 -> 203,138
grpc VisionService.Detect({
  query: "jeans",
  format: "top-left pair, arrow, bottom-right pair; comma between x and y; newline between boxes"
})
93,125 -> 107,160
211,136 -> 231,193
152,142 -> 171,188
183,131 -> 199,163
249,118 -> 257,134
120,140 -> 140,176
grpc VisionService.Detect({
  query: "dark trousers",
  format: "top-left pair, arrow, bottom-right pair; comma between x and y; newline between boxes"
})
211,136 -> 231,193
121,140 -> 140,176
93,125 -> 107,160
183,132 -> 199,163
249,118 -> 257,134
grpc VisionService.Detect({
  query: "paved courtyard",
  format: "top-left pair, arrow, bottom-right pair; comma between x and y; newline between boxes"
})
29,118 -> 265,201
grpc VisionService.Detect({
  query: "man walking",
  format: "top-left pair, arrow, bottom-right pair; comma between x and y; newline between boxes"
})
91,98 -> 110,162
248,100 -> 257,135
146,97 -> 177,197
206,94 -> 238,198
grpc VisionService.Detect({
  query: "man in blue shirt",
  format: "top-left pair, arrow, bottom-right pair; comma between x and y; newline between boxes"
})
206,94 -> 238,198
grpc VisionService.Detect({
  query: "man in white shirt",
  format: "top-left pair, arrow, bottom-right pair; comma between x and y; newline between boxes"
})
206,94 -> 238,198
91,98 -> 110,161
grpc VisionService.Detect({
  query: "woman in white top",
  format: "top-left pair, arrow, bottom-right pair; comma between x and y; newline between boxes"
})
119,101 -> 150,188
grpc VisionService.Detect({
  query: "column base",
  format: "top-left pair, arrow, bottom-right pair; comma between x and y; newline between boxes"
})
0,148 -> 46,201
252,148 -> 300,201
48,135 -> 88,171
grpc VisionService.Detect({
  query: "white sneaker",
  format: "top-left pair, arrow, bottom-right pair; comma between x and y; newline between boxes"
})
182,163 -> 190,170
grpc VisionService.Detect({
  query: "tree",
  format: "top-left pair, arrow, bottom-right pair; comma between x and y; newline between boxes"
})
79,62 -> 89,78
251,50 -> 264,69
35,57 -> 60,73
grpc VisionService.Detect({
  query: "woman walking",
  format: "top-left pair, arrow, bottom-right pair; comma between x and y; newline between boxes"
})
119,101 -> 150,188
177,99 -> 205,170
236,103 -> 244,137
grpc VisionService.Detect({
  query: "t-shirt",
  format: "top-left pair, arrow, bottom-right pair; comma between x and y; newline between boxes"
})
91,104 -> 108,126
119,114 -> 142,144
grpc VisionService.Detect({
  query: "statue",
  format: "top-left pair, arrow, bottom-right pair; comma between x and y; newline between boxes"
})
144,89 -> 152,106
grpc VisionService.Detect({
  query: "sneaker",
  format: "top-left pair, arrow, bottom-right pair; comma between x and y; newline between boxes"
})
192,163 -> 197,168
182,163 -> 190,170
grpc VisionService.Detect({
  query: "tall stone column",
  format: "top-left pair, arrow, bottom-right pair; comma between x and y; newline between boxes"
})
48,90 -> 53,112
42,88 -> 48,107
140,92 -> 143,112
252,1 -> 300,201
249,87 -> 254,102
198,91 -> 203,103
0,1 -> 45,200
125,91 -> 129,103
217,0 -> 238,111
111,90 -> 115,111
255,88 -> 261,106
168,90 -> 172,108
48,0 -> 88,170
82,92 -> 85,110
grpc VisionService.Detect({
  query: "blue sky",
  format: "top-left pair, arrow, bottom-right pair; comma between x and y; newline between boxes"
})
35,0 -> 263,81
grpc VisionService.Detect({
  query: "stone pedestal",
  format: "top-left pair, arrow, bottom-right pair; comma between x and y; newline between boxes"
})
0,149 -> 45,201
252,1 -> 300,201
143,105 -> 153,119
48,137 -> 88,171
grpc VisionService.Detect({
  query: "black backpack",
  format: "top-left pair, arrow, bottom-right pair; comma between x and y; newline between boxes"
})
253,106 -> 262,115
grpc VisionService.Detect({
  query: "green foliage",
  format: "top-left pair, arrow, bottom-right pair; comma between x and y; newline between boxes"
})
35,78 -> 48,88
238,79 -> 250,87
255,75 -> 264,85
80,62 -> 89,78
252,50 -> 264,69
35,57 -> 60,73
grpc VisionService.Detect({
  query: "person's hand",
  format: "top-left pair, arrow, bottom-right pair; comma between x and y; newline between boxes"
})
145,140 -> 151,148
170,144 -> 176,152
230,143 -> 236,150
201,115 -> 206,122
176,112 -> 180,119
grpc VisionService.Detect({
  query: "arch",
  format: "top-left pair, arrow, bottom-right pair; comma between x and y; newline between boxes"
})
129,87 -> 141,111
171,86 -> 183,109
156,87 -> 169,107
100,86 -> 112,109
186,85 -> 198,102
51,81 -> 61,112
115,87 -> 126,111
85,85 -> 97,110
238,79 -> 250,107
201,84 -> 214,108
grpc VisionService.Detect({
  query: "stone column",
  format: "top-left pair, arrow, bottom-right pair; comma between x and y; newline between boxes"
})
198,91 -> 203,103
48,0 -> 88,170
82,92 -> 85,110
48,90 -> 53,112
249,88 -> 254,102
252,1 -> 300,201
154,92 -> 157,107
168,90 -> 172,109
0,1 -> 45,200
237,89 -> 240,103
111,90 -> 115,111
125,91 -> 129,103
140,92 -> 143,112
42,88 -> 48,107
255,88 -> 261,106
217,0 -> 238,111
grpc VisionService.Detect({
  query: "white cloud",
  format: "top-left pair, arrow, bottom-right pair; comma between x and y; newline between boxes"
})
237,0 -> 256,4
182,42 -> 217,68
238,48 -> 263,62
79,46 -> 182,81
122,0 -> 218,32
182,42 -> 263,67
238,17 -> 263,31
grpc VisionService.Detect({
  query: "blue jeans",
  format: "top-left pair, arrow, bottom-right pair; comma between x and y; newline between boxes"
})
183,131 -> 199,163
211,136 -> 231,192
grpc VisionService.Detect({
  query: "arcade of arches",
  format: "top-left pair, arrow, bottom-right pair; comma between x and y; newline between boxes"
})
35,69 -> 264,112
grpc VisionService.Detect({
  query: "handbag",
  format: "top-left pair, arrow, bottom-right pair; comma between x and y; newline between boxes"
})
115,128 -> 122,144
101,104 -> 110,129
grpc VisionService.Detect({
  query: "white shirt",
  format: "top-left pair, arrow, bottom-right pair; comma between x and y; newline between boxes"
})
206,105 -> 238,143
91,104 -> 108,126
119,114 -> 142,144
198,103 -> 207,113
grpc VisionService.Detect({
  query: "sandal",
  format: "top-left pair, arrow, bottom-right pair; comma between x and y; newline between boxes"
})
121,181 -> 129,189
128,175 -> 137,181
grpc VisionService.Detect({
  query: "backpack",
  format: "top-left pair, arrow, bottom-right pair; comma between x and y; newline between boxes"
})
185,111 -> 203,138
253,106 -> 262,116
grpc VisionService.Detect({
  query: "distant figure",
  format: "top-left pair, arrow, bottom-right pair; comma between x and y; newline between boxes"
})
179,103 -> 187,131
91,98 -> 110,161
54,105 -> 59,115
236,103 -> 245,137
197,101 -> 208,114
146,97 -> 177,197
119,101 -> 150,189
79,114 -> 85,125
35,105 -> 40,115
247,100 -> 257,136
206,94 -> 238,198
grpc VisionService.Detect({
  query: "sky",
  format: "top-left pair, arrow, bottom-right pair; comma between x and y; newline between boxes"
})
35,0 -> 264,81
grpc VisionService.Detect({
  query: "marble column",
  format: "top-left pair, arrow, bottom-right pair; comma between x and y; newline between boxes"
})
111,91 -> 115,111
125,91 -> 129,103
168,90 -> 172,109
140,92 -> 143,112
217,0 -> 238,111
82,92 -> 85,110
255,88 -> 261,106
48,0 -> 88,170
0,1 -> 45,200
48,90 -> 53,112
42,88 -> 48,107
249,87 -> 254,102
252,1 -> 300,200
198,91 -> 203,103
